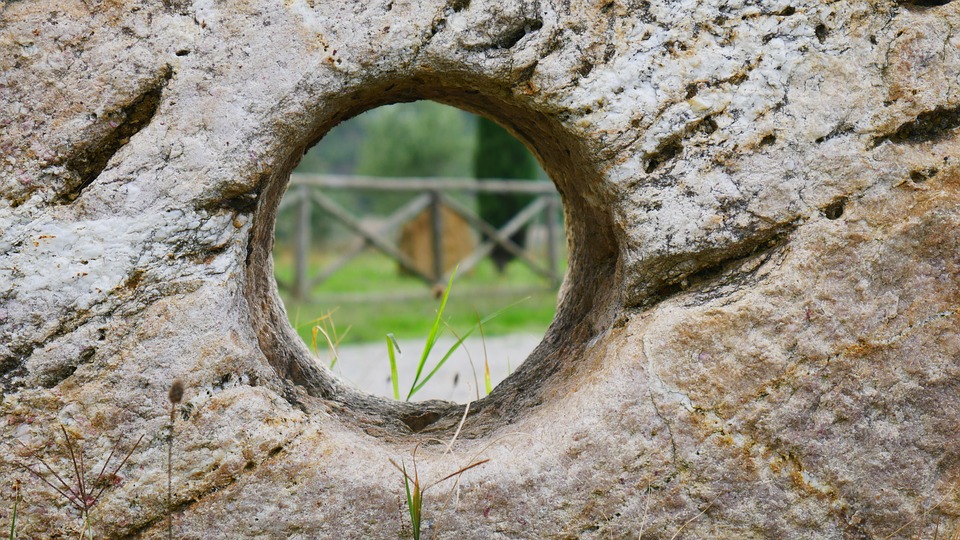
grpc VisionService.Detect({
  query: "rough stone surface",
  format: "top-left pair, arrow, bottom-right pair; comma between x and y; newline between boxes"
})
1,0 -> 959,537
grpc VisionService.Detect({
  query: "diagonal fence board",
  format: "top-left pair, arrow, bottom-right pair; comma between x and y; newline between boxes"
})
306,193 -> 435,290
277,174 -> 565,300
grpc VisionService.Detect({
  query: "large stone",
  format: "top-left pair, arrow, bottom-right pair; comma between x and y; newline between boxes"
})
1,0 -> 959,537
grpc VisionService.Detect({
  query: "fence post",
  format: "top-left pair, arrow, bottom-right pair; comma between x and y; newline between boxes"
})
430,190 -> 444,284
294,184 -> 311,301
546,195 -> 560,287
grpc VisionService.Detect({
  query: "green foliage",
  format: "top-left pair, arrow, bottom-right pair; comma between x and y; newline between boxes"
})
276,250 -> 563,345
400,462 -> 422,540
383,270 -> 515,401
386,334 -> 401,401
473,116 -> 537,179
356,101 -> 476,178
391,448 -> 489,540
277,101 -> 479,245
473,117 -> 539,272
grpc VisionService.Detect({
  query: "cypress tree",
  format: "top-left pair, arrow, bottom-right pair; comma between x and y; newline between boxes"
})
473,117 -> 537,273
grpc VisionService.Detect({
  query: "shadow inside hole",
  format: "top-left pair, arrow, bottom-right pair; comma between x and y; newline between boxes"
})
272,101 -> 568,404
823,198 -> 846,220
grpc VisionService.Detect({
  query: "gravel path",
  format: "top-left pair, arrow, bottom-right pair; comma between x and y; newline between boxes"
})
327,333 -> 543,402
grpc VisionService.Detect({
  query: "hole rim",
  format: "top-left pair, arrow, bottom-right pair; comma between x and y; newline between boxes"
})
242,81 -> 621,440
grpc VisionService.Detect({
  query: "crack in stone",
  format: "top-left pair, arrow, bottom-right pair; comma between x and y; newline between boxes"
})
629,219 -> 798,310
871,106 -> 960,149
57,65 -> 173,204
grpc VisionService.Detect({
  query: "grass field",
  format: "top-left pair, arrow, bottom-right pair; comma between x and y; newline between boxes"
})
274,248 -> 565,346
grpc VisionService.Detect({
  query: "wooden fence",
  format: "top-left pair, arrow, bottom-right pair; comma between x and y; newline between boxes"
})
275,173 -> 564,301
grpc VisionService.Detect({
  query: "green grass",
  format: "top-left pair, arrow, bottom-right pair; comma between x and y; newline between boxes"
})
275,249 -> 563,345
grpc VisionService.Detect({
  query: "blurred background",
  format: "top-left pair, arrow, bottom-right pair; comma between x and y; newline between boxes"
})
272,101 -> 567,401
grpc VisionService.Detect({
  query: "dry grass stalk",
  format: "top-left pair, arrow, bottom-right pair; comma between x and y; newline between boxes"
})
168,379 -> 184,540
17,424 -> 142,539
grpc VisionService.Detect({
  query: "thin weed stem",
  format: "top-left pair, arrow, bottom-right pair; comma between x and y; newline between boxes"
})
9,480 -> 20,540
637,486 -> 651,540
310,308 -> 350,368
442,402 -> 471,458
18,424 -> 143,539
442,323 -> 478,402
168,379 -> 184,540
668,500 -> 714,540
884,484 -> 960,540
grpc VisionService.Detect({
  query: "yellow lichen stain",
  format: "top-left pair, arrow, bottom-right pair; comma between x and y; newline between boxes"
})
768,455 -> 784,476
788,468 -> 808,490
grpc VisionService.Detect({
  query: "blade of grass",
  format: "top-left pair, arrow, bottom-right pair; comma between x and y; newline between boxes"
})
408,300 -> 522,398
390,459 -> 421,540
9,481 -> 20,540
329,316 -> 351,362
403,465 -> 419,540
479,312 -> 491,395
484,359 -> 492,396
407,269 -> 458,399
314,325 -> 339,369
309,309 -> 350,369
386,334 -> 401,401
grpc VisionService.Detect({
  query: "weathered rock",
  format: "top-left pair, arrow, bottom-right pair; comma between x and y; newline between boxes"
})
1,0 -> 959,537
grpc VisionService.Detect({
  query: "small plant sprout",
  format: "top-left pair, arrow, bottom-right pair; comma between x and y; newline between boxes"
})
387,334 -> 402,401
168,379 -> 184,540
8,479 -> 20,540
386,268 -> 523,401
390,448 -> 489,540
390,401 -> 497,539
310,308 -> 350,369
17,424 -> 143,539
478,316 -> 492,396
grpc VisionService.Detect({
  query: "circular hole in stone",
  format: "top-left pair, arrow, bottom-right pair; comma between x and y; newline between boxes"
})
244,89 -> 618,436
823,197 -> 846,220
272,101 -> 566,403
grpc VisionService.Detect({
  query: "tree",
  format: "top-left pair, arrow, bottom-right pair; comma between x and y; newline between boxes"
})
473,117 -> 537,273
354,101 -> 476,215
356,101 -> 475,179
279,101 -> 478,245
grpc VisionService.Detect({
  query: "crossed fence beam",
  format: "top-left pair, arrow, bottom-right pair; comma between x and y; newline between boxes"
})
276,173 -> 564,301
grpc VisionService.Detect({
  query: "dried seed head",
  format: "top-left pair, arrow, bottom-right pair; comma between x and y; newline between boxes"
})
168,379 -> 184,405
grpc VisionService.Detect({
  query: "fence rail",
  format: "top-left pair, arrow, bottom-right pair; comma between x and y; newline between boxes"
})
276,173 -> 564,301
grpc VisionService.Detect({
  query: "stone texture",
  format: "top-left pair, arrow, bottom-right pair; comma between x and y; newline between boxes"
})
1,0 -> 959,537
